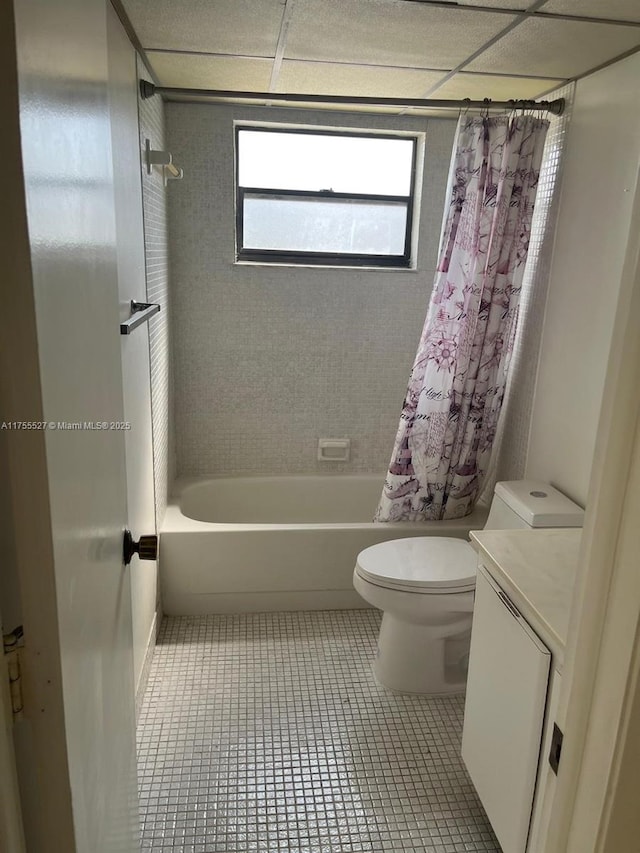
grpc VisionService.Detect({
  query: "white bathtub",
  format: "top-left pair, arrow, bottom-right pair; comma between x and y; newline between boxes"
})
161,475 -> 488,615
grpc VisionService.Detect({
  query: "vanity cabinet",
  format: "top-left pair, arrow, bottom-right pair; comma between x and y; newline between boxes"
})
462,528 -> 581,853
462,566 -> 552,853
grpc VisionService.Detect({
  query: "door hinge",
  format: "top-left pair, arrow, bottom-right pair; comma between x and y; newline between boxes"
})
549,722 -> 563,775
3,626 -> 25,720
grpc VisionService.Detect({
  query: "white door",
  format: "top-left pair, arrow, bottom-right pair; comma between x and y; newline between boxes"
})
107,3 -> 159,699
2,0 -> 141,850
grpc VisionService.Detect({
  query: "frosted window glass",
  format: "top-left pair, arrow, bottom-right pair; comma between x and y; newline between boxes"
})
243,195 -> 408,255
238,130 -> 414,196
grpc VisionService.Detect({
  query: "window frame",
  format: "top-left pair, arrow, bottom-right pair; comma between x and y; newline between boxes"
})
234,125 -> 418,268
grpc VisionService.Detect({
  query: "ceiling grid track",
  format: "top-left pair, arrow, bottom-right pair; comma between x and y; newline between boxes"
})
146,48 -> 273,61
397,0 -> 640,28
268,0 -> 297,94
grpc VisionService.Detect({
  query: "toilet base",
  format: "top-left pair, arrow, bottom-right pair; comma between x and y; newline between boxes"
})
373,611 -> 472,695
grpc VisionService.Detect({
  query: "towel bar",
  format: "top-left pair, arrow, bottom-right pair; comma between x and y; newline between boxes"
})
120,300 -> 161,335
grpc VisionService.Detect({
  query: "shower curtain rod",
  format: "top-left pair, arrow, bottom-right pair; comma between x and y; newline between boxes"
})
139,80 -> 565,116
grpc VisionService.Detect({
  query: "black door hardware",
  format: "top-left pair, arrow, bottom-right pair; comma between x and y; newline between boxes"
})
123,529 -> 158,565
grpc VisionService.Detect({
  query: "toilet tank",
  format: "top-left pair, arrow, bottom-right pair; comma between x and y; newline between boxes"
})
485,480 -> 584,530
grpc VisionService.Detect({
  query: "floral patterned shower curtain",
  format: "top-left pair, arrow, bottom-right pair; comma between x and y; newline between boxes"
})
376,114 -> 549,522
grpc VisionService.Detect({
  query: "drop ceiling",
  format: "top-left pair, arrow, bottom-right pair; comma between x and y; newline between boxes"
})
118,0 -> 640,112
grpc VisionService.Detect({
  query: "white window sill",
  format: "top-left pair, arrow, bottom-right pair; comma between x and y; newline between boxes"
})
233,260 -> 419,272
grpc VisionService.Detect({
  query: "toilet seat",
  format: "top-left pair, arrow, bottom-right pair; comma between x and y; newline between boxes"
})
355,537 -> 477,593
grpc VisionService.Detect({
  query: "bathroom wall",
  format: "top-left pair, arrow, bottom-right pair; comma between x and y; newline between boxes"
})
166,103 -> 456,477
525,51 -> 640,507
138,56 -> 175,520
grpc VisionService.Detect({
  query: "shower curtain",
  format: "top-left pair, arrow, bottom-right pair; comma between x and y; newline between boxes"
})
376,113 -> 549,522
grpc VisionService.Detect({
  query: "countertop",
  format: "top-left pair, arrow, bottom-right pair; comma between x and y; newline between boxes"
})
469,528 -> 582,671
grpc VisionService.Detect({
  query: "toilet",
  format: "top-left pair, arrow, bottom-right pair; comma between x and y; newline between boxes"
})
353,480 -> 584,695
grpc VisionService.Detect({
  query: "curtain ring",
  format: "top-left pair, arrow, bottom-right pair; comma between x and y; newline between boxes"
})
457,97 -> 471,125
482,97 -> 491,118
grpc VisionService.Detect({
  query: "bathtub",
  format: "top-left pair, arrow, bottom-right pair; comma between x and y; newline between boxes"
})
160,475 -> 488,615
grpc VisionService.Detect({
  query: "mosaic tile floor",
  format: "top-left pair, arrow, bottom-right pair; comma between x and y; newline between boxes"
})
137,610 -> 500,852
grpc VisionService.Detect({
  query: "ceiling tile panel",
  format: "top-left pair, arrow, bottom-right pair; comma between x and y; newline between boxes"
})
467,16 -> 640,77
277,61 -> 448,97
429,72 -> 566,100
541,0 -> 640,23
147,53 -> 273,91
286,0 -> 516,69
120,0 -> 283,55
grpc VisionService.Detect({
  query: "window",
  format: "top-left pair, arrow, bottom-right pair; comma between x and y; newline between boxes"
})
235,127 -> 417,267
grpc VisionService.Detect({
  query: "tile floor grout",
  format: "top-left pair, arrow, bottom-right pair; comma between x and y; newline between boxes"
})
137,610 -> 500,852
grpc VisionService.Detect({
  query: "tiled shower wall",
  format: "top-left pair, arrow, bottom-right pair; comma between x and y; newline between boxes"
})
166,104 -> 457,477
486,83 -> 576,493
138,56 -> 175,521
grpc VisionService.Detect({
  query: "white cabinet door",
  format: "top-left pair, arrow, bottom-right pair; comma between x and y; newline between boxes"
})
462,566 -> 551,853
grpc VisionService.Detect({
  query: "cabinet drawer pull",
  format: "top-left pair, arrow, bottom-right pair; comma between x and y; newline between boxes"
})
498,589 -> 521,620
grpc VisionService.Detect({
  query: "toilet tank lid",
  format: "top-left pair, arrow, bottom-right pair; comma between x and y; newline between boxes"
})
494,481 -> 584,528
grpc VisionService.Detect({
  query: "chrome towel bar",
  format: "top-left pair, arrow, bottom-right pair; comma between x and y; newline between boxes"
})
120,300 -> 161,335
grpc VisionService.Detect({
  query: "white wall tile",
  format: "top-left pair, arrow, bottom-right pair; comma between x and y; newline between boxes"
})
165,104 -> 457,477
138,57 -> 175,521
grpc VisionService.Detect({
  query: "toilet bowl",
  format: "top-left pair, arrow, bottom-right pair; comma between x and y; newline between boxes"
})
354,480 -> 584,695
354,537 -> 476,694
